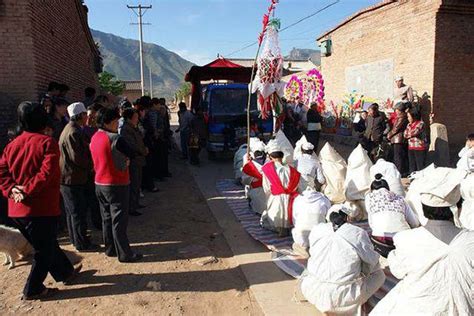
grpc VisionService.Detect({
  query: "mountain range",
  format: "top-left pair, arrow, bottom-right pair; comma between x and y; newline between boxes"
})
92,29 -> 194,99
92,29 -> 322,98
286,48 -> 321,65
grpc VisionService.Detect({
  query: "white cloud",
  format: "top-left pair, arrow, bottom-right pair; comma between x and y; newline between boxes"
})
174,49 -> 214,65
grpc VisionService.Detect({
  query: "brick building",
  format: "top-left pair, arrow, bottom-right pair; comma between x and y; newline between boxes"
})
0,0 -> 101,146
317,0 -> 474,147
123,80 -> 147,103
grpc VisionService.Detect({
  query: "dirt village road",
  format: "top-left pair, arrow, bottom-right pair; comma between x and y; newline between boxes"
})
0,153 -> 263,315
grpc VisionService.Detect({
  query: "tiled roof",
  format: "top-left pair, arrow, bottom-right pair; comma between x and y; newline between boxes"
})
124,81 -> 142,91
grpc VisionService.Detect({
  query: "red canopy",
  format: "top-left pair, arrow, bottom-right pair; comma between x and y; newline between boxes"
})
203,58 -> 244,68
184,57 -> 253,110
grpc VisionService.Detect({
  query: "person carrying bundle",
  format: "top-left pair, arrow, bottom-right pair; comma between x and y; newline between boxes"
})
260,138 -> 301,237
242,138 -> 268,215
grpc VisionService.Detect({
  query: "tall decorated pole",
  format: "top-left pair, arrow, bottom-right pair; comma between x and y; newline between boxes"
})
246,0 -> 281,153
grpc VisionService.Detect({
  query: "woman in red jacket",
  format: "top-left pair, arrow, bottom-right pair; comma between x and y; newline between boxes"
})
0,102 -> 79,300
403,109 -> 427,173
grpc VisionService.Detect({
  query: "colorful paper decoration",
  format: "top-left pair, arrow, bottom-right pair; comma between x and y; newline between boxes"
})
284,68 -> 325,109
252,19 -> 285,119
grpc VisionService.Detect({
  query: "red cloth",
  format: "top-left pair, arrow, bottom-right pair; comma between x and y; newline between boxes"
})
262,162 -> 300,225
389,111 -> 397,127
0,132 -> 61,217
242,161 -> 263,188
90,130 -> 129,186
203,58 -> 244,68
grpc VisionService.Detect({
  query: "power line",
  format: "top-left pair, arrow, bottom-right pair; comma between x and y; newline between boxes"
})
225,0 -> 340,57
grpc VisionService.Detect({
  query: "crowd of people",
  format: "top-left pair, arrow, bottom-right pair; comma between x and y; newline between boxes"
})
279,77 -> 432,178
0,82 -> 180,300
235,121 -> 473,314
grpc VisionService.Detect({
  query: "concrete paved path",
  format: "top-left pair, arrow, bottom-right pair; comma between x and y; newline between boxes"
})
186,155 -> 318,316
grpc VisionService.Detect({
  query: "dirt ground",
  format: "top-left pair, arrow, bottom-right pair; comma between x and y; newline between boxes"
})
0,156 -> 262,315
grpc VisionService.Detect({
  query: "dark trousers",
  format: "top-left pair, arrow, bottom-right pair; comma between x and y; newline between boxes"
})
189,147 -> 201,165
129,163 -> 143,213
180,130 -> 190,158
142,151 -> 156,191
408,149 -> 426,174
12,216 -> 73,296
96,185 -> 134,261
189,139 -> 206,165
60,185 -> 90,250
306,130 -> 321,153
392,143 -> 408,175
86,180 -> 102,230
156,139 -> 169,177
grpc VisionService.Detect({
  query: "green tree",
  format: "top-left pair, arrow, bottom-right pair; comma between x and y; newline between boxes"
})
176,82 -> 192,101
98,71 -> 125,96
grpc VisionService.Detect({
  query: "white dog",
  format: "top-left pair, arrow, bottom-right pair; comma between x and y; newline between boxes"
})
0,224 -> 33,269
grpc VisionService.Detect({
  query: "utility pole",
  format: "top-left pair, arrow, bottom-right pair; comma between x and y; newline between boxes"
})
127,4 -> 152,96
149,68 -> 153,98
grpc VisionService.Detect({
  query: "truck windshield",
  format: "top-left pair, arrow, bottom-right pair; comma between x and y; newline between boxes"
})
209,88 -> 257,115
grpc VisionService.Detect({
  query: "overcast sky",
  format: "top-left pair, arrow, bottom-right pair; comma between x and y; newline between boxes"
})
86,0 -> 379,65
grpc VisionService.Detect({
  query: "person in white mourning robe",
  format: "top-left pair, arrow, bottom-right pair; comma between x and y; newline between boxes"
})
369,157 -> 405,197
344,144 -> 373,220
241,138 -> 268,215
365,174 -> 420,257
456,133 -> 473,172
273,129 -> 295,166
301,205 -> 385,315
459,151 -> 474,229
319,143 -> 347,204
405,164 -> 466,226
295,142 -> 325,191
291,184 -> 331,256
371,172 -> 474,316
260,138 -> 301,236
233,143 -> 248,183
345,144 -> 374,201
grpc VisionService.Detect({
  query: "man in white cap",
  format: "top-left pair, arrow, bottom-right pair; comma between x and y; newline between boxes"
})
295,141 -> 325,191
241,138 -> 268,215
300,204 -> 385,315
371,173 -> 473,316
59,102 -> 98,252
260,138 -> 301,236
394,76 -> 414,104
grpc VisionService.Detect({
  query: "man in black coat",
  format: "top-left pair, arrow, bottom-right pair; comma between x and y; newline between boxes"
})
364,103 -> 387,159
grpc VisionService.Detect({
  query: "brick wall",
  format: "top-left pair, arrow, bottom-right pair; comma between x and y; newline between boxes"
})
432,0 -> 474,147
29,0 -> 100,102
318,0 -> 440,108
0,0 -> 100,147
318,0 -> 474,147
0,0 -> 37,110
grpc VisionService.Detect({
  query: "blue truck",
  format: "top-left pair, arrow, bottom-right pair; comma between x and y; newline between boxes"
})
200,83 -> 273,156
